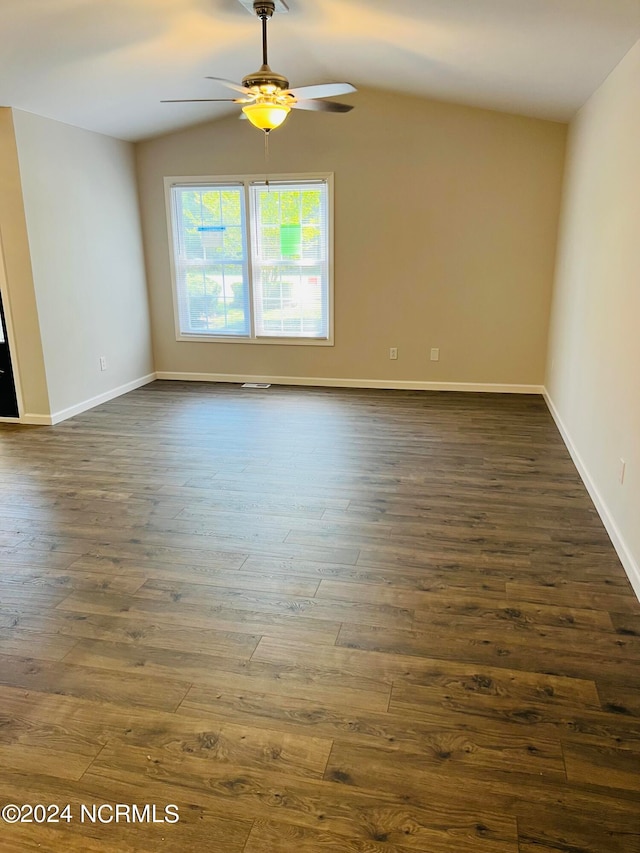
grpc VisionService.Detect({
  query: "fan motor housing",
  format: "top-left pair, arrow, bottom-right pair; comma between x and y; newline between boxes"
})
242,64 -> 290,92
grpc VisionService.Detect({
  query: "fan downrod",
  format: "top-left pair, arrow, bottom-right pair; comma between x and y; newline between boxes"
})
242,0 -> 289,91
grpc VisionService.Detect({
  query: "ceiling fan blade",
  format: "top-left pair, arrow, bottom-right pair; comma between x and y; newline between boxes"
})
205,76 -> 250,94
287,83 -> 356,100
161,99 -> 242,103
291,99 -> 354,113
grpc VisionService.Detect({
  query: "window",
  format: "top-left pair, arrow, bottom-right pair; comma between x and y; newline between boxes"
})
167,174 -> 333,344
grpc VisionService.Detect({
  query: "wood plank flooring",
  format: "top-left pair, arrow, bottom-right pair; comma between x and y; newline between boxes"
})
1,380 -> 639,852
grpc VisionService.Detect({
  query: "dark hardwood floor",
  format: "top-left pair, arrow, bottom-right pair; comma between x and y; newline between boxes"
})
1,381 -> 639,852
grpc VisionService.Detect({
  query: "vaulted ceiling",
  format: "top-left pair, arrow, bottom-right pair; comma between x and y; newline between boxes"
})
1,0 -> 639,141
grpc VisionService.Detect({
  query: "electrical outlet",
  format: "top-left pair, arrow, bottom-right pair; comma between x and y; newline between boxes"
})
430,348 -> 440,362
389,347 -> 398,360
99,356 -> 107,371
619,459 -> 626,485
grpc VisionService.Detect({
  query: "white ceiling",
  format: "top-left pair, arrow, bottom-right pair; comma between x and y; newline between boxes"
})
0,0 -> 638,141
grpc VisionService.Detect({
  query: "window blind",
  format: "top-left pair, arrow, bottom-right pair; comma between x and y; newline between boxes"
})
171,184 -> 249,337
249,180 -> 329,339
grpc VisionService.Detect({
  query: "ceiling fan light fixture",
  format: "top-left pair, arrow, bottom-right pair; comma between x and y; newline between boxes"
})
242,100 -> 290,131
163,0 -> 355,137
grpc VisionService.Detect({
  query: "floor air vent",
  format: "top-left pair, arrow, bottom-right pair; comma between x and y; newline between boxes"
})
242,383 -> 272,389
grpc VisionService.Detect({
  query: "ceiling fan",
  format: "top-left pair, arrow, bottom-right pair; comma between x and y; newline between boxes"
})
162,0 -> 356,134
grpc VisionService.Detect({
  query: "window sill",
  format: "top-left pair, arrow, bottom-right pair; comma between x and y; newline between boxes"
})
176,333 -> 334,347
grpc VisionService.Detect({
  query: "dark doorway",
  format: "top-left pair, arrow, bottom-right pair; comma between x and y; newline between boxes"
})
0,291 -> 19,417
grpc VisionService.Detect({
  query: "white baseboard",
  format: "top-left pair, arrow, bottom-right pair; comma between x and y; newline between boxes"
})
0,413 -> 55,425
22,414 -> 55,426
155,372 -> 544,395
544,390 -> 640,601
1,374 -> 158,426
48,373 -> 157,425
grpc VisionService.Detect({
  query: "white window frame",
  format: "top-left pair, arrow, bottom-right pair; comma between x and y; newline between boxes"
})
164,173 -> 335,346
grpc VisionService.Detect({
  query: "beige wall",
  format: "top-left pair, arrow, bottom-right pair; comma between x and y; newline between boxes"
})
0,108 -> 50,417
12,110 -> 154,417
137,88 -> 566,388
546,40 -> 640,594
